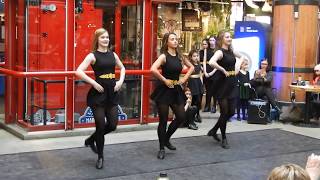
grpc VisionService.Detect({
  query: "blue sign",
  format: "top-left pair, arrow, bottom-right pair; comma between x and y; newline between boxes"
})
79,105 -> 128,123
234,21 -> 271,78
234,21 -> 271,60
117,105 -> 128,121
79,107 -> 95,123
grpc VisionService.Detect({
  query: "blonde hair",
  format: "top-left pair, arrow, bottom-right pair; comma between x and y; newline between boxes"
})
92,28 -> 109,51
267,164 -> 311,180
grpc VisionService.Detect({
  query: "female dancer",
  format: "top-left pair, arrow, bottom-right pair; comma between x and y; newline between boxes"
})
187,49 -> 204,124
151,32 -> 194,159
76,28 -> 125,169
207,30 -> 246,149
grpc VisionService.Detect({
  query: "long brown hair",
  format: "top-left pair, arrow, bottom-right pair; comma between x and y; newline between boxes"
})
160,32 -> 182,60
215,30 -> 233,53
188,49 -> 198,65
92,28 -> 109,52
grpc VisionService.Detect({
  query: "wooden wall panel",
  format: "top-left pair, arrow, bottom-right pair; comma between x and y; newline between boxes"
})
272,5 -> 319,102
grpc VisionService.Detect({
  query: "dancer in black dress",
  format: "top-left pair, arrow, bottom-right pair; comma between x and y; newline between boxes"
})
207,30 -> 246,149
76,28 -> 125,169
200,37 -> 218,113
150,32 -> 194,159
187,50 -> 204,124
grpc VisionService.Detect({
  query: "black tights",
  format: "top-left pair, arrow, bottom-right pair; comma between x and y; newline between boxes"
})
87,105 -> 118,158
192,94 -> 202,117
210,98 -> 236,139
157,103 -> 186,149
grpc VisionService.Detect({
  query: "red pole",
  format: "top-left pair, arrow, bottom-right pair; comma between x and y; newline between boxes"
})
66,0 -> 75,130
16,0 -> 25,121
141,0 -> 152,124
4,0 -> 17,124
115,1 -> 121,55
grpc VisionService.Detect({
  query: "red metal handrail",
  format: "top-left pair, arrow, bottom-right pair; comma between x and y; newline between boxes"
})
0,68 -> 153,77
0,67 -> 189,78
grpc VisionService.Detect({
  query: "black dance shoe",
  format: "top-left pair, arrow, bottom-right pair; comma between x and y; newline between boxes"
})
165,141 -> 177,150
212,134 -> 221,142
211,107 -> 216,113
203,107 -> 210,112
188,123 -> 198,130
157,149 -> 165,159
194,115 -> 202,123
85,138 -> 97,154
207,130 -> 221,142
96,157 -> 104,169
221,139 -> 230,149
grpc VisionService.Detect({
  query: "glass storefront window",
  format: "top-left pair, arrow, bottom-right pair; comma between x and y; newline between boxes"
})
22,0 -> 67,126
74,0 -> 143,124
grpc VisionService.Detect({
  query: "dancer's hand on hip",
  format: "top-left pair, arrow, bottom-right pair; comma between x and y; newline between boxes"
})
114,81 -> 122,92
164,79 -> 174,88
93,82 -> 104,93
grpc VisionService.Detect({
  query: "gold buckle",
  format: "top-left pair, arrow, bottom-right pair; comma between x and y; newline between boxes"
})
227,71 -> 236,76
99,73 -> 115,79
170,80 -> 179,85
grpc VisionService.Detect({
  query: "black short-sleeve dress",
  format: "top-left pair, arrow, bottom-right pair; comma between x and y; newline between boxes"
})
187,64 -> 204,96
150,53 -> 187,105
213,49 -> 238,99
87,51 -> 119,107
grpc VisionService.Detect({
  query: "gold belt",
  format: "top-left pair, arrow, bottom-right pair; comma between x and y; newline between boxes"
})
168,79 -> 179,85
190,74 -> 201,78
99,73 -> 115,79
227,71 -> 236,76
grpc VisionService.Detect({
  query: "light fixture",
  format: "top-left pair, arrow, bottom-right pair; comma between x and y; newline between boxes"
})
157,4 -> 162,9
244,0 -> 259,9
178,3 -> 182,10
262,0 -> 272,12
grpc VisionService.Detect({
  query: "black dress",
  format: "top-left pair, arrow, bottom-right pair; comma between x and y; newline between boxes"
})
237,71 -> 250,99
199,48 -> 215,79
151,53 -> 186,105
214,49 -> 237,99
87,51 -> 119,107
188,64 -> 204,95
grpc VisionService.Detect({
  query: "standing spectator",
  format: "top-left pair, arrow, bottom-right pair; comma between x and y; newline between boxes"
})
187,49 -> 204,123
236,59 -> 250,121
200,38 -> 217,113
